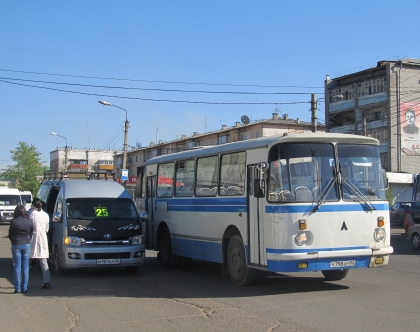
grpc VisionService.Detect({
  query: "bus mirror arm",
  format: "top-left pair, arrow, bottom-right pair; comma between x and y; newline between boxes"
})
254,162 -> 267,198
254,179 -> 265,198
140,212 -> 148,222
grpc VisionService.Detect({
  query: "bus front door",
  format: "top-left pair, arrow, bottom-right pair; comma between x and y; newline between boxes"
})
247,165 -> 266,267
146,176 -> 156,248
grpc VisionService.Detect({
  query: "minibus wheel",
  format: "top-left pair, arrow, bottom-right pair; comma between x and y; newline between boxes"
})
53,247 -> 67,275
411,233 -> 420,250
321,269 -> 349,281
227,235 -> 258,286
159,227 -> 180,268
125,266 -> 139,273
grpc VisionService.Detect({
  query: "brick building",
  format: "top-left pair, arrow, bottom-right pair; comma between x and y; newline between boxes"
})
114,112 -> 325,182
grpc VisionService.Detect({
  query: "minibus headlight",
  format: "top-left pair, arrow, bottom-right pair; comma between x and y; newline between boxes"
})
131,235 -> 144,245
374,228 -> 385,242
63,236 -> 82,246
295,232 -> 308,246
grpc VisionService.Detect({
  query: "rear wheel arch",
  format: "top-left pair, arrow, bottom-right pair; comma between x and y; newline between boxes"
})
222,225 -> 242,274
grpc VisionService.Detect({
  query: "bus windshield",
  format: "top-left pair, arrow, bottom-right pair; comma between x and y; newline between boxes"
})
337,144 -> 386,200
0,195 -> 21,206
268,143 -> 338,202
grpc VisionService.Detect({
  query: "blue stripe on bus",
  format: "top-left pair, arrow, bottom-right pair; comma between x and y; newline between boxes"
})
171,237 -> 223,263
266,246 -> 369,254
267,256 -> 370,272
265,203 -> 389,214
168,205 -> 247,212
156,197 -> 247,205
156,197 -> 247,212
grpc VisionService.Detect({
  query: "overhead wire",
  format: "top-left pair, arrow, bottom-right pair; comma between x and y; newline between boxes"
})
0,68 -> 322,89
0,79 -> 311,105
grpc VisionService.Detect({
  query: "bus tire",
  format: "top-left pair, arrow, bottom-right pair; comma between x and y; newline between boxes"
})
53,247 -> 67,275
178,256 -> 192,268
159,227 -> 180,268
227,235 -> 258,286
321,269 -> 349,281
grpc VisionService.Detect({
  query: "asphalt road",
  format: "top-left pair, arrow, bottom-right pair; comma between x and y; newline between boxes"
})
0,223 -> 418,332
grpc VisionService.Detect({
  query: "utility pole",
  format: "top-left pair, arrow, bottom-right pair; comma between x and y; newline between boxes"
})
98,101 -> 129,185
311,94 -> 317,132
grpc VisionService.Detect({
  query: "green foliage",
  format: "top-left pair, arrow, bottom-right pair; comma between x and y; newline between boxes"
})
385,187 -> 394,206
0,142 -> 46,195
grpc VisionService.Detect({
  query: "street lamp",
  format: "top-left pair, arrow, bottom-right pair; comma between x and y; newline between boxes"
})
51,132 -> 68,171
98,101 -> 129,183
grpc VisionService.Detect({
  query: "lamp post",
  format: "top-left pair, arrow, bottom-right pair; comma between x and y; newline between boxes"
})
51,132 -> 68,171
98,101 -> 129,184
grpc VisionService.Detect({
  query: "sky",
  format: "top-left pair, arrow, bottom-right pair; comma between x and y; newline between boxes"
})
1,0 -> 419,170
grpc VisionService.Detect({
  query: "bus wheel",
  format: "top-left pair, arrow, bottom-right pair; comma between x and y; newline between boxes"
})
321,269 -> 349,281
53,248 -> 67,275
159,227 -> 180,268
227,235 -> 258,286
178,256 -> 192,268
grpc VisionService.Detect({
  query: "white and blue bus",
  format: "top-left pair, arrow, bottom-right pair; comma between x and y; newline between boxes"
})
136,132 -> 393,285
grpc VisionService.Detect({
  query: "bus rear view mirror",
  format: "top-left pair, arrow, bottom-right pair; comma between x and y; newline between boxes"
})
254,179 -> 265,198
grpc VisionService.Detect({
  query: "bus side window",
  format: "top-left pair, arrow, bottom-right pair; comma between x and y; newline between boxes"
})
195,155 -> 218,197
157,162 -> 175,198
220,152 -> 246,196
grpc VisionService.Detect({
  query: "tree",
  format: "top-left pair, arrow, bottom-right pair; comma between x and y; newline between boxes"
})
0,142 -> 46,195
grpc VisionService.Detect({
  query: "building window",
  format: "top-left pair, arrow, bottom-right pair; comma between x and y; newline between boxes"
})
239,133 -> 247,141
70,160 -> 87,165
218,135 -> 230,144
255,131 -> 260,138
357,77 -> 387,97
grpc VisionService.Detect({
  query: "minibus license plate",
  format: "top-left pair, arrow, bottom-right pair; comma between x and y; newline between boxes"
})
330,260 -> 355,267
97,259 -> 120,265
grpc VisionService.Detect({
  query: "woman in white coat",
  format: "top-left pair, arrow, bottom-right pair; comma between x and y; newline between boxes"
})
30,198 -> 51,289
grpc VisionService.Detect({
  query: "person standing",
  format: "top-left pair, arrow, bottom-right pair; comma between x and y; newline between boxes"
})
30,198 -> 51,289
403,211 -> 415,238
8,205 -> 34,293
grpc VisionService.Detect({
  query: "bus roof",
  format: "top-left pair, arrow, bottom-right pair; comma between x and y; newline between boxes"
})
142,132 -> 379,165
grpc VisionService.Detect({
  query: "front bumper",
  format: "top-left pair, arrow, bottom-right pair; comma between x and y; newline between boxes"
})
0,211 -> 14,222
266,246 -> 393,272
59,244 -> 146,269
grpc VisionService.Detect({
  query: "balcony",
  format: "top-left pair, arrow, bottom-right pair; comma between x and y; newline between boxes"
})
69,164 -> 88,169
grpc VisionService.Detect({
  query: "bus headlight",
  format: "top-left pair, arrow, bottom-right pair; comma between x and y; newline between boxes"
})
63,236 -> 82,246
374,228 -> 386,242
295,232 -> 308,246
131,235 -> 144,245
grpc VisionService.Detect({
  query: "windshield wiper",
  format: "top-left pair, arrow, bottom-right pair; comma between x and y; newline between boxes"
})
312,177 -> 337,212
342,179 -> 376,211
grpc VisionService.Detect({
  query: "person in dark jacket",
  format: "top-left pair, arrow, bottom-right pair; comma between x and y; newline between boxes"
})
8,205 -> 34,293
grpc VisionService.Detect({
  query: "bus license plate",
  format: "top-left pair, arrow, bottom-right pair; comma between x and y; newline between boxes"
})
97,259 -> 120,265
330,260 -> 355,268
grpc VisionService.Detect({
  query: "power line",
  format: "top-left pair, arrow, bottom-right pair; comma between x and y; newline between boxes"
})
0,68 -> 322,89
0,79 -> 310,105
0,76 -> 321,95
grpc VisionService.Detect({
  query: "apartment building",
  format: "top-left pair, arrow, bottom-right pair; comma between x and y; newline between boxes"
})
325,57 -> 420,172
114,112 -> 325,182
50,147 -> 117,173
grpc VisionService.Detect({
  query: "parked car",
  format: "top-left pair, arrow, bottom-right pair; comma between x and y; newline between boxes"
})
390,201 -> 420,225
408,225 -> 420,250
